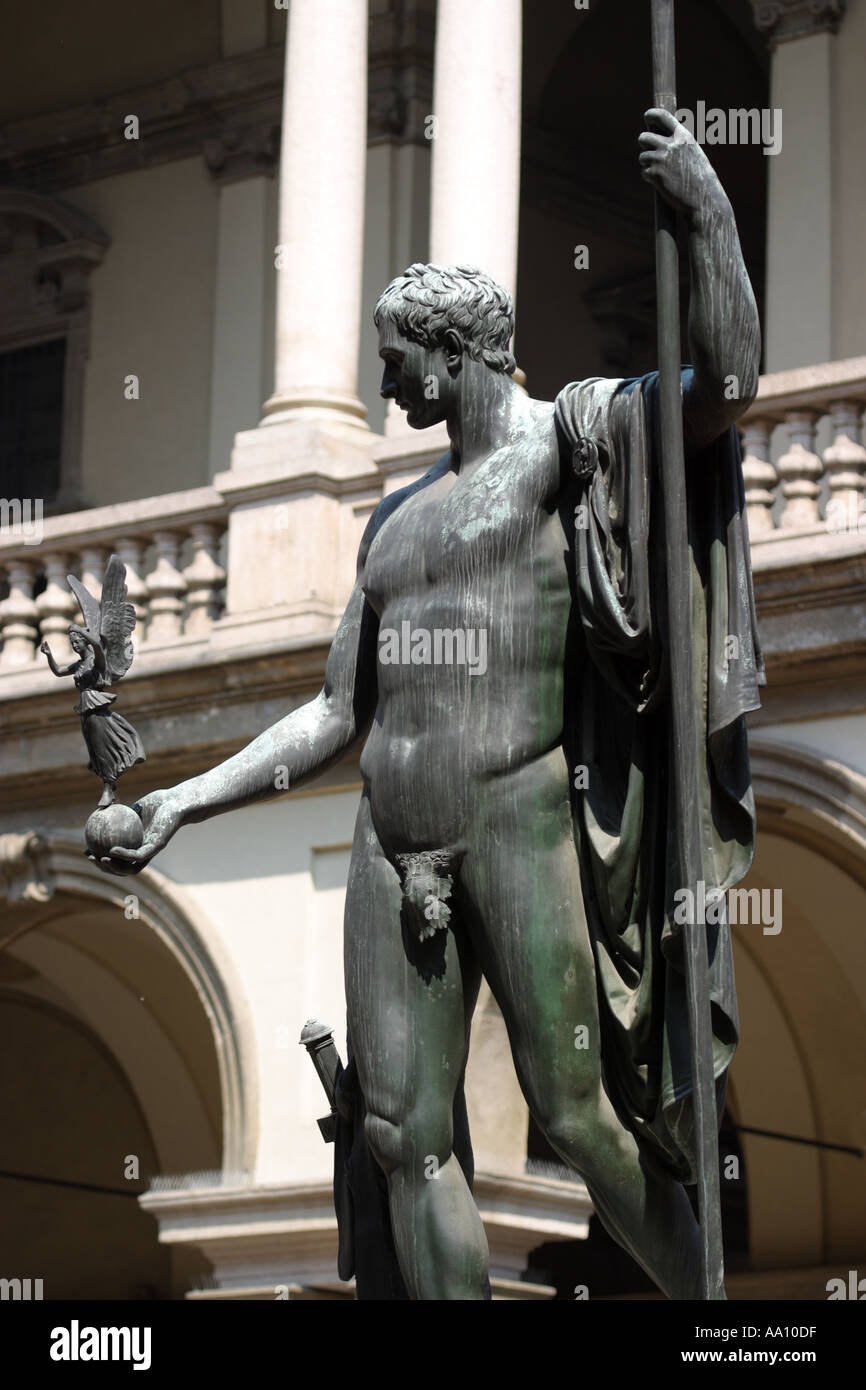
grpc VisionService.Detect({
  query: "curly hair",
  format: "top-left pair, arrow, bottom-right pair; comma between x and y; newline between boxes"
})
373,263 -> 516,375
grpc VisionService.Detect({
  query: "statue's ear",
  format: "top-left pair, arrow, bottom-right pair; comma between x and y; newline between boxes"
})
442,328 -> 464,373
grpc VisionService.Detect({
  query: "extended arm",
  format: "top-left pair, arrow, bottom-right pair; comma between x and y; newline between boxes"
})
40,641 -> 79,678
639,108 -> 761,454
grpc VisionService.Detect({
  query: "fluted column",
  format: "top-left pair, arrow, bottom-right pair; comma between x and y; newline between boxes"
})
429,0 -> 522,307
261,0 -> 369,431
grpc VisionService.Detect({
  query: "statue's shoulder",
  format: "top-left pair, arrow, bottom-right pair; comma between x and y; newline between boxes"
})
551,376 -> 631,485
553,376 -> 626,438
359,452 -> 452,561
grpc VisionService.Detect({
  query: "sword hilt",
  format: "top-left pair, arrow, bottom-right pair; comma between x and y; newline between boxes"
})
299,1018 -> 342,1143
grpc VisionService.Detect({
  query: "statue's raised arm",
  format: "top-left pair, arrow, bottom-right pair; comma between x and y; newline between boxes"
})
638,107 -> 761,453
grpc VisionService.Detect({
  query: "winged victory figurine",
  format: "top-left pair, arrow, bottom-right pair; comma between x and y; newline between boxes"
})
41,554 -> 145,810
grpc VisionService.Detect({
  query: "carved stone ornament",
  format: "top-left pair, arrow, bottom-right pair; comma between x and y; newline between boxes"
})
202,123 -> 280,184
751,0 -> 846,46
0,833 -> 55,903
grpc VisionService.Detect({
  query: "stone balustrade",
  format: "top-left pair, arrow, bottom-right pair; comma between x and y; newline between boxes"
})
0,488 -> 227,669
739,356 -> 866,538
2,356 -> 865,673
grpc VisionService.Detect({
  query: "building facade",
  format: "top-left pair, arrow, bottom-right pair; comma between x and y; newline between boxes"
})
0,0 -> 864,1300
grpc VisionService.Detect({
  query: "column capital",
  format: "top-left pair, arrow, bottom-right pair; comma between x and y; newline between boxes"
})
750,0 -> 846,47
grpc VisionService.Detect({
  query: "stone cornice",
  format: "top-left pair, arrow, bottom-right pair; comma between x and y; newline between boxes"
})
0,46 -> 285,193
741,355 -> 866,421
748,528 -> 866,721
138,1169 -> 586,1296
750,0 -> 846,47
0,7 -> 437,194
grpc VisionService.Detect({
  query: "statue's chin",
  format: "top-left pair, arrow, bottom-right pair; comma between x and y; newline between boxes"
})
407,408 -> 436,430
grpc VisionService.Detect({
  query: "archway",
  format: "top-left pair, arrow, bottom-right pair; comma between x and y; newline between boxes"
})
0,833 -> 254,1298
732,738 -> 866,1277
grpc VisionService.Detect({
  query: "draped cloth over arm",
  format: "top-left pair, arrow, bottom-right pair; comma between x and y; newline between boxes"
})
555,371 -> 765,1184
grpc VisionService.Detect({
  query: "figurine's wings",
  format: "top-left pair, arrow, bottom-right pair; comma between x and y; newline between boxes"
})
67,573 -> 102,642
98,554 -> 137,683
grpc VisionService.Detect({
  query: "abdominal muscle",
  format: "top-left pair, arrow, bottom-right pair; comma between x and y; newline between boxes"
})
359,658 -> 569,856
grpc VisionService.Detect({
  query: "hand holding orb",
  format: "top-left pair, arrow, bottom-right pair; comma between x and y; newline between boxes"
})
84,803 -> 145,859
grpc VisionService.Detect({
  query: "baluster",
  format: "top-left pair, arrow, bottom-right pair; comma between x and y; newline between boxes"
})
0,560 -> 39,666
114,536 -> 150,643
776,411 -> 823,528
35,552 -> 77,664
740,418 -> 777,536
823,400 -> 866,534
146,531 -> 186,642
183,523 -> 226,636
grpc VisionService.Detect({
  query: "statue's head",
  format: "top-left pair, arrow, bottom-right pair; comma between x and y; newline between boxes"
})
68,625 -> 88,655
374,263 -> 515,428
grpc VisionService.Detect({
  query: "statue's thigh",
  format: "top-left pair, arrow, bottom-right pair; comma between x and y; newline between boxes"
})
344,795 -> 478,1128
459,820 -> 602,1116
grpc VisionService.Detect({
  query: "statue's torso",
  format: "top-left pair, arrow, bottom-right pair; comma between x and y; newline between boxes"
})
361,398 -> 575,852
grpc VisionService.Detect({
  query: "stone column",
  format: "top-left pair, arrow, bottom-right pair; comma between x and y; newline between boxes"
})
752,1 -> 846,370
429,0 -> 522,306
260,0 -> 370,432
214,0 -> 376,646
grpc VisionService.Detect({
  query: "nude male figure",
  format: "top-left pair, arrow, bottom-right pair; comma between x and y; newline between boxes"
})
101,111 -> 760,1299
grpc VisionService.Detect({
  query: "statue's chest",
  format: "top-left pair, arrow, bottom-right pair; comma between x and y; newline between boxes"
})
364,446 -> 558,611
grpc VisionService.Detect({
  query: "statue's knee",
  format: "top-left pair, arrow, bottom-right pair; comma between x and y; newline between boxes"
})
364,1109 -> 451,1181
364,1111 -> 408,1175
535,1094 -> 600,1169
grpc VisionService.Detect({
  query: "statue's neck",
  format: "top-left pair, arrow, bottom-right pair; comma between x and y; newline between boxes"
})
447,367 -> 526,473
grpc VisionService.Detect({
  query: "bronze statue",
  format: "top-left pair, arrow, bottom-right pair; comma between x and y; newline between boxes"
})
94,108 -> 763,1299
42,554 -> 146,856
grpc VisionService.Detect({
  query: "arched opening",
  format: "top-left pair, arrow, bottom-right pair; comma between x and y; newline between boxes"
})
0,834 -> 252,1299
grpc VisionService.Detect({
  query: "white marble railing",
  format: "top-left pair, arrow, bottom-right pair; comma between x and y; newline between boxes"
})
739,356 -> 866,538
0,487 -> 227,669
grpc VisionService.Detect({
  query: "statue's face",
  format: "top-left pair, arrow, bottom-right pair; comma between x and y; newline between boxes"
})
69,629 -> 85,654
378,320 -> 452,429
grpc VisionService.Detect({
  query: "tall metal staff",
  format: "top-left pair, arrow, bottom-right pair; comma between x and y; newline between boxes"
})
650,0 -> 725,1299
